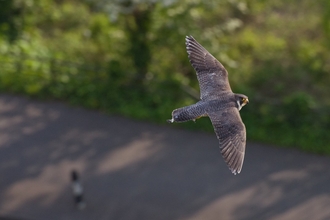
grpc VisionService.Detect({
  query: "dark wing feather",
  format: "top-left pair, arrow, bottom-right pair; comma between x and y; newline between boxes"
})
186,36 -> 232,100
208,107 -> 246,175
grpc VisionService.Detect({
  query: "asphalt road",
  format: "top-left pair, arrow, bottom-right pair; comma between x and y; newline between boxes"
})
0,94 -> 330,220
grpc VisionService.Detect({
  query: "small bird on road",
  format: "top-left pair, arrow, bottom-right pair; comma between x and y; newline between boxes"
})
168,36 -> 249,175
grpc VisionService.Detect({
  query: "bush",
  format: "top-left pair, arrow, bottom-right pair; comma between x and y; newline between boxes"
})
1,0 -> 330,154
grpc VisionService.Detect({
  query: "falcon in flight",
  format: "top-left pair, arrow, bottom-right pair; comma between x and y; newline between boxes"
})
167,36 -> 249,175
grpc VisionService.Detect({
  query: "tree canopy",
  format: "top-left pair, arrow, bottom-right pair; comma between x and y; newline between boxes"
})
1,0 -> 330,154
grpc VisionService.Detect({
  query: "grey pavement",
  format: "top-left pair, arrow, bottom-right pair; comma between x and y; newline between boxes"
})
0,94 -> 330,220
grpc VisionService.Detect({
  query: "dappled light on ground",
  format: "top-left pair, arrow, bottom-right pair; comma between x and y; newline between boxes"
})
0,94 -> 330,220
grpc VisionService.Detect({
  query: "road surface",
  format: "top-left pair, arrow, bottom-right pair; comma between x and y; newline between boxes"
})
0,94 -> 330,220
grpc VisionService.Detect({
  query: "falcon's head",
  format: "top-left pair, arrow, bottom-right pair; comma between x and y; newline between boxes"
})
235,94 -> 249,111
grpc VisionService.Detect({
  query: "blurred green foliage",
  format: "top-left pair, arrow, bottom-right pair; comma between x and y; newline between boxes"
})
0,0 -> 330,154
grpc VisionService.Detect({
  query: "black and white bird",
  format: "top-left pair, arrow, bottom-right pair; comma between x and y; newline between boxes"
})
71,170 -> 86,210
167,36 -> 249,175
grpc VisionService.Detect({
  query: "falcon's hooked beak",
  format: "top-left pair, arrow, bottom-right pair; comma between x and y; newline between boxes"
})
237,97 -> 249,111
242,98 -> 249,106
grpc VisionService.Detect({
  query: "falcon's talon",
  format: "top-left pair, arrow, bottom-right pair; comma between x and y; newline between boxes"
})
168,36 -> 249,175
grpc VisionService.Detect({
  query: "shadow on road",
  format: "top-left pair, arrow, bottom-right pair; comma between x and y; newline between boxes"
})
0,94 -> 330,220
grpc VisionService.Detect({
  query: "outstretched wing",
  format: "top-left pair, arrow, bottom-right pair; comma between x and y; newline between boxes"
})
208,107 -> 246,175
186,36 -> 232,100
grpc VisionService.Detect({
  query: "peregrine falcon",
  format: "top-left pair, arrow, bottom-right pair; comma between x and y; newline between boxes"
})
167,36 -> 249,175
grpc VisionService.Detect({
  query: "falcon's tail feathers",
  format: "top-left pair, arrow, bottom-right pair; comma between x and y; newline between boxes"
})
167,102 -> 207,123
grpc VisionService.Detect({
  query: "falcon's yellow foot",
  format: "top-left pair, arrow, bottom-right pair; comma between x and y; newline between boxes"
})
193,116 -> 203,123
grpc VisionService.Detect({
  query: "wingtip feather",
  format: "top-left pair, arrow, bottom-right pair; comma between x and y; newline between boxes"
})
185,35 -> 195,44
229,163 -> 242,175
